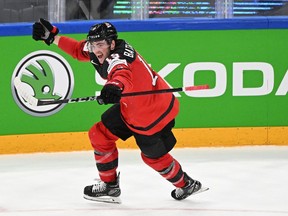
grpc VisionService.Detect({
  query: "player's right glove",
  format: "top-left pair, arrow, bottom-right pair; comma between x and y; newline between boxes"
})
97,80 -> 123,105
32,18 -> 59,45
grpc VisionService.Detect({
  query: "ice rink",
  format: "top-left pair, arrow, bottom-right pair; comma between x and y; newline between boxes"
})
1,146 -> 288,216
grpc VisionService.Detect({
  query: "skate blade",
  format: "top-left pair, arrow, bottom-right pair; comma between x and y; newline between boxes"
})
83,195 -> 122,204
193,186 -> 209,195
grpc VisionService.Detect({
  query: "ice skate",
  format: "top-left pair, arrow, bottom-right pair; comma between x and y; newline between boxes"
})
83,173 -> 121,204
171,172 -> 208,200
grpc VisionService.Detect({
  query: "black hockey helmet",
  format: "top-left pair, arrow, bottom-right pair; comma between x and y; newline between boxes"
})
87,22 -> 118,44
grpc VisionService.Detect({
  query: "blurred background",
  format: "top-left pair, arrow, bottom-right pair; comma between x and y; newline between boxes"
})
1,0 -> 288,23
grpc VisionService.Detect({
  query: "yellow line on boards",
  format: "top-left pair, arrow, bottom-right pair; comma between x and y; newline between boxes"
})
0,127 -> 287,154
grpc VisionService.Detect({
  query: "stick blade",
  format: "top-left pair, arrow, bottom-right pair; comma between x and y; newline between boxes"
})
13,77 -> 39,106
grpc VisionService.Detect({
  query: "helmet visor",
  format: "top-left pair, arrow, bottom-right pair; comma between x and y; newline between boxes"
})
87,40 -> 110,52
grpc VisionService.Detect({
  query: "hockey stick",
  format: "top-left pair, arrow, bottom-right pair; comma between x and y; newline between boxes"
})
13,77 -> 209,106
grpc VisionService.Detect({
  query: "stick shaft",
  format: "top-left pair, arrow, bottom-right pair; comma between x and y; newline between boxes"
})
37,84 -> 209,106
121,87 -> 183,97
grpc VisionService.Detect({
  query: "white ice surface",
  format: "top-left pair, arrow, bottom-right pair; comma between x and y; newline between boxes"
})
0,146 -> 288,216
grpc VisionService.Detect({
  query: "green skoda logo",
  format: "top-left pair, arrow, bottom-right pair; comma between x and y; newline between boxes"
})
11,50 -> 74,117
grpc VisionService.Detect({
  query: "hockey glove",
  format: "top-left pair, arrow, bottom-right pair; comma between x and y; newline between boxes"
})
32,18 -> 59,45
97,81 -> 123,105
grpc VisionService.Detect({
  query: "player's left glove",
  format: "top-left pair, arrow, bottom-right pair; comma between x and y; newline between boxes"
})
97,80 -> 123,105
32,18 -> 59,45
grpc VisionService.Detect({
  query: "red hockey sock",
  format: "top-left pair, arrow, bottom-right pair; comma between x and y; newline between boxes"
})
89,122 -> 119,182
141,153 -> 186,188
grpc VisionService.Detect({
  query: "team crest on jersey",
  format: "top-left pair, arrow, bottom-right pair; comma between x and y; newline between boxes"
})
11,50 -> 74,117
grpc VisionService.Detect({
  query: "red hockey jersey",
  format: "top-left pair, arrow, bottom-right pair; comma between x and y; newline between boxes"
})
58,36 -> 179,135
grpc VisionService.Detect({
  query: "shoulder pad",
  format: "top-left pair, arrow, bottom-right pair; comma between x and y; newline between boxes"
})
102,53 -> 128,76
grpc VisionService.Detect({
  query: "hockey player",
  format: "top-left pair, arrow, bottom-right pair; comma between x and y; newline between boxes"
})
32,18 -> 203,203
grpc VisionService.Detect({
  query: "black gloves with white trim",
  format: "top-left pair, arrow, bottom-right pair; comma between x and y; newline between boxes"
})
32,18 -> 59,45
